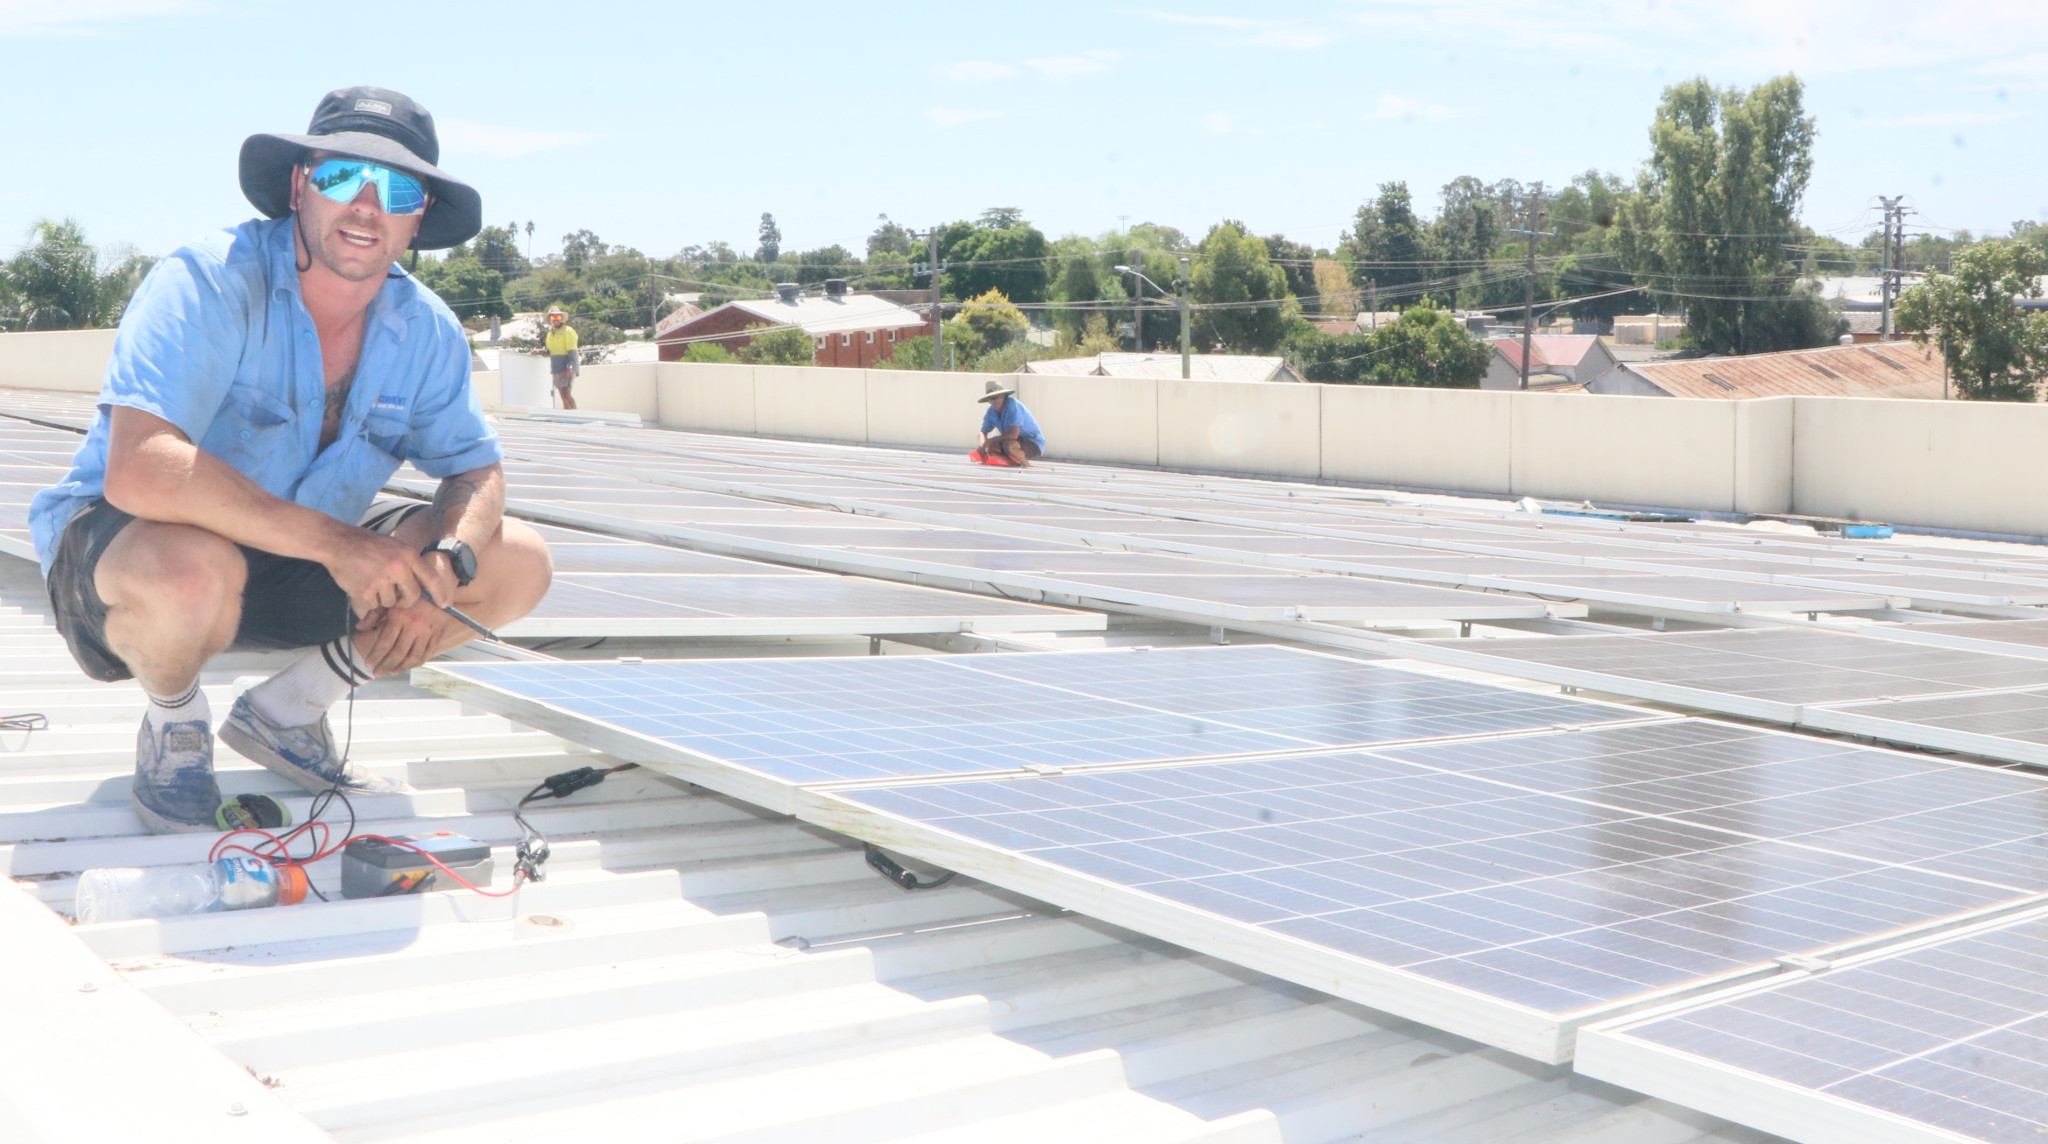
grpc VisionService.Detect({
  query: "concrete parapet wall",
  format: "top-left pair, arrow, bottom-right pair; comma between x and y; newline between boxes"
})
0,330 -> 120,393
1,332 -> 2041,537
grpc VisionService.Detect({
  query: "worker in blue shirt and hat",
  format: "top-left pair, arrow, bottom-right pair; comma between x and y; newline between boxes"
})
29,87 -> 554,834
973,380 -> 1046,467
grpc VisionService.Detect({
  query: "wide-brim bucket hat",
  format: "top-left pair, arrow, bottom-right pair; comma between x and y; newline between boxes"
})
239,86 -> 482,251
978,380 -> 1016,403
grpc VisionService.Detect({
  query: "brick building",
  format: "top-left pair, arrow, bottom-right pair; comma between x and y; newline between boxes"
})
656,280 -> 933,367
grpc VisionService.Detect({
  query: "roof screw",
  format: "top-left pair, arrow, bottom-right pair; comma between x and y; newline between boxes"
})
77,982 -> 97,993
227,1103 -> 247,1117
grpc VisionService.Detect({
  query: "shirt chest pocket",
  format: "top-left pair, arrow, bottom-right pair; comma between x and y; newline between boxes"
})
221,383 -> 297,461
362,411 -> 410,461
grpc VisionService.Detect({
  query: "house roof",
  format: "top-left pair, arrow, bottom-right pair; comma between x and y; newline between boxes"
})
1487,335 -> 1611,371
657,293 -> 930,342
1628,340 -> 1946,399
1021,352 -> 1303,382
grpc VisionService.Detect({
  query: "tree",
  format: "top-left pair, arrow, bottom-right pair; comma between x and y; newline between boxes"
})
1343,182 -> 1428,299
874,335 -> 934,370
867,215 -> 912,258
468,223 -> 530,280
1617,75 -> 1834,353
955,289 -> 1030,351
2,219 -> 148,330
1191,220 -> 1291,353
559,228 -> 610,274
415,255 -> 511,324
737,322 -> 813,365
757,213 -> 781,263
679,341 -> 736,363
1897,238 -> 2048,401
944,211 -> 1050,303
1289,302 -> 1489,387
1261,234 -> 1320,314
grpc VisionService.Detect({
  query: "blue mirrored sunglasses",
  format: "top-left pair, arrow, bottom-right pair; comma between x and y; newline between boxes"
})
304,158 -> 429,216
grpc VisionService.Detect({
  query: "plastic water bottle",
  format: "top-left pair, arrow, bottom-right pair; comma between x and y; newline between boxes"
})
74,856 -> 308,924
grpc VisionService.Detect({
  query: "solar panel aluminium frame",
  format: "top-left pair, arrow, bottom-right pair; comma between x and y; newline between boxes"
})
389,476 -> 1579,627
1574,903 -> 2048,1144
1800,689 -> 2048,768
488,441 -> 1887,620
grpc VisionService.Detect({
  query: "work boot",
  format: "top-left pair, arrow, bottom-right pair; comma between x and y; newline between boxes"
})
220,694 -> 402,795
131,718 -> 222,834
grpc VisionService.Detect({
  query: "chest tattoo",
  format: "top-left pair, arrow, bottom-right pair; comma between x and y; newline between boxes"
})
320,363 -> 357,451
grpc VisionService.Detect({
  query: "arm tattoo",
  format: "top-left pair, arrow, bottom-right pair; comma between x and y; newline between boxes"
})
431,465 -> 506,546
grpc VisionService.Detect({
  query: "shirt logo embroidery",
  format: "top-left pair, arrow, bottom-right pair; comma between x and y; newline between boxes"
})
373,395 -> 407,413
354,99 -> 393,116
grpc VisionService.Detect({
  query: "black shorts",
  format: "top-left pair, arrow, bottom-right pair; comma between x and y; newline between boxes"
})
46,498 -> 428,683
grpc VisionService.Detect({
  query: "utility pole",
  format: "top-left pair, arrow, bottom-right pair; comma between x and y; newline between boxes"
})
913,227 -> 946,370
1368,279 -> 1378,330
1878,196 -> 1910,341
1178,256 -> 1192,380
1505,184 -> 1555,390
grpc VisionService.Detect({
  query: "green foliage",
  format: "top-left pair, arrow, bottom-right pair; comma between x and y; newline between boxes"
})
1344,182 -> 1429,296
867,215 -> 912,258
1287,303 -> 1489,387
1076,312 -> 1121,356
973,340 -> 1065,374
414,255 -> 511,324
1191,220 -> 1291,353
955,289 -> 1030,351
678,341 -> 736,363
0,219 -> 151,331
1261,233 -> 1320,314
937,210 -> 1050,303
874,335 -> 935,371
1616,74 -> 1832,354
1897,238 -> 2048,401
457,223 -> 530,280
757,213 -> 781,263
737,322 -> 814,365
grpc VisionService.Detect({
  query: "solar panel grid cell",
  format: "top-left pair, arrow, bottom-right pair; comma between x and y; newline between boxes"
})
1587,914 -> 2048,1143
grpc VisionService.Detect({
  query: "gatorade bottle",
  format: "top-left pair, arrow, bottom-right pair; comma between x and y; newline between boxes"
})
73,856 -> 308,924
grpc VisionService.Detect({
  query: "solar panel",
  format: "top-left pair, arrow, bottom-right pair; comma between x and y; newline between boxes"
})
510,573 -> 1102,638
1864,617 -> 2048,661
819,719 -> 2048,1063
1804,687 -> 2048,770
416,645 -> 1648,813
1418,627 -> 2048,725
1579,908 -> 2048,1144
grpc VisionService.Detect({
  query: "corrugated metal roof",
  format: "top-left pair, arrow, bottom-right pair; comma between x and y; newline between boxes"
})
1627,341 -> 1946,399
1486,336 -> 1608,371
0,544 -> 1777,1142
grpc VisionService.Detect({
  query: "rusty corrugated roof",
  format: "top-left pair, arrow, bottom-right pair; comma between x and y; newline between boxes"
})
1629,340 -> 1946,399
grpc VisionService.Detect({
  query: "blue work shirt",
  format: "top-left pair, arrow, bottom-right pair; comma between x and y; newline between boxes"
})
29,215 -> 501,573
979,396 -> 1045,452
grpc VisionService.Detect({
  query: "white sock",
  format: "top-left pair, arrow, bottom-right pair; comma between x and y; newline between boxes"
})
245,637 -> 371,727
144,680 -> 210,731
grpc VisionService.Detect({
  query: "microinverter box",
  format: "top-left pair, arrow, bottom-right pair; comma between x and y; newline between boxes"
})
340,832 -> 494,899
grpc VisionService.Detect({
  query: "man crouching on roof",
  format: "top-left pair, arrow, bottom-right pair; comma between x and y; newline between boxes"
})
27,87 -> 552,834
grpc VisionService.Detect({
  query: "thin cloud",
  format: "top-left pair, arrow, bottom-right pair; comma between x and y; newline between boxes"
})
1146,10 -> 1329,48
938,60 -> 1018,81
438,121 -> 596,160
925,108 -> 1001,128
1361,95 -> 1470,123
1869,110 -> 2020,127
1200,112 -> 1242,134
0,0 -> 189,34
1025,53 -> 1117,78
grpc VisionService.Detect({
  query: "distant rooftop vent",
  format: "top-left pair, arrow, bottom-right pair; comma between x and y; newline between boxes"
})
1806,361 -> 1843,380
1703,372 -> 1736,392
1865,347 -> 1907,371
824,278 -> 848,298
774,283 -> 801,304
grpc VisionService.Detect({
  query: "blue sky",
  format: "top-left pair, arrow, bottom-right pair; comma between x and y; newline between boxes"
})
3,0 -> 2043,262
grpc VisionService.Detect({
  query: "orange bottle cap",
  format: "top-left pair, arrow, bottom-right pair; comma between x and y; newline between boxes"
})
275,863 -> 309,907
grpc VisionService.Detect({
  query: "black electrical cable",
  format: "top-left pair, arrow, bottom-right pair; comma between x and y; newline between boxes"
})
864,844 -> 956,891
510,762 -> 640,883
0,713 -> 48,734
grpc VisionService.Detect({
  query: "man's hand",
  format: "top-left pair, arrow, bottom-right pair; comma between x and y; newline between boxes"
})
353,600 -> 443,676
326,528 -> 440,613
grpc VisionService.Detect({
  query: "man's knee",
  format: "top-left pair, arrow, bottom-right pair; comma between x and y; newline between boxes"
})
97,521 -> 245,613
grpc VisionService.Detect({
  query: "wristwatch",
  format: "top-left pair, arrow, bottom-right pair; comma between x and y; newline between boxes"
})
422,538 -> 478,587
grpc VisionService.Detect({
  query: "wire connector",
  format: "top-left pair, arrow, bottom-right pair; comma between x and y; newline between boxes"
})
865,844 -> 957,891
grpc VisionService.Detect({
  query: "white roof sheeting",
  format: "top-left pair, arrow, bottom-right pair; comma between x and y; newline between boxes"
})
662,294 -> 931,341
1021,354 -> 1304,382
